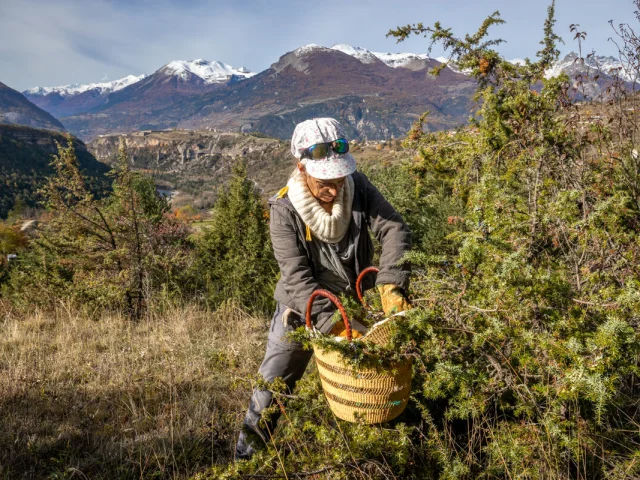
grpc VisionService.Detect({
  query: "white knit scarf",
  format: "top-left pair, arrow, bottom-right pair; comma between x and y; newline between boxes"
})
286,169 -> 354,243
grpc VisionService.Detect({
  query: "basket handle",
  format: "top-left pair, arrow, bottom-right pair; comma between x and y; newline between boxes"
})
305,289 -> 352,342
356,266 -> 380,307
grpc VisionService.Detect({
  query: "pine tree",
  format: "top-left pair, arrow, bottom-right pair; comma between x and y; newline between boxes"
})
5,138 -> 193,317
196,161 -> 276,313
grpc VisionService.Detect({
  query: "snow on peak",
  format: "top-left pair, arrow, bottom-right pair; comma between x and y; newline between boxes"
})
293,44 -> 332,56
330,44 -> 378,63
25,74 -> 147,97
294,43 -> 436,69
546,52 -> 637,83
372,51 -> 430,68
160,59 -> 256,83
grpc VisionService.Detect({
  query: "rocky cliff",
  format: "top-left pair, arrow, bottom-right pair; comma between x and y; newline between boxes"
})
89,130 -> 293,200
87,129 -> 404,208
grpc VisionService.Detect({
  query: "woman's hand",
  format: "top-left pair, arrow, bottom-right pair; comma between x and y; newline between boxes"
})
377,284 -> 411,316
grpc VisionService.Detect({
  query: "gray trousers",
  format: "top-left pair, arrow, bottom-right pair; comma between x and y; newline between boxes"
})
236,303 -> 313,459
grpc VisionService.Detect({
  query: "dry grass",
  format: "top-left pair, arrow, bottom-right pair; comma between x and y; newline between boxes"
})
0,302 -> 269,479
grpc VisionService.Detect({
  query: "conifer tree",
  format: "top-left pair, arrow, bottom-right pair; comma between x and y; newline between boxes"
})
5,138 -> 193,317
379,2 -> 640,477
196,161 -> 276,313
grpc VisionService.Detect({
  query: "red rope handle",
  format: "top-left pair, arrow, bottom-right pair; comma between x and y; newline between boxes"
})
305,289 -> 352,342
356,267 -> 380,307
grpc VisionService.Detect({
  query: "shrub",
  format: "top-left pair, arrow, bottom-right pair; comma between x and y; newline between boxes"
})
195,161 -> 277,314
2,139 -> 196,318
379,2 -> 640,477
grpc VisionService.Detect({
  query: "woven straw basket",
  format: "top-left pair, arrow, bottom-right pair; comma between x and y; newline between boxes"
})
361,313 -> 406,346
305,268 -> 412,424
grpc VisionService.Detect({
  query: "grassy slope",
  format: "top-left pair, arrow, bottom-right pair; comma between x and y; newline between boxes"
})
0,303 -> 268,479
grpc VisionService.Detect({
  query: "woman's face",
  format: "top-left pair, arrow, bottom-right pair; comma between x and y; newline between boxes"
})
298,163 -> 345,205
307,176 -> 346,204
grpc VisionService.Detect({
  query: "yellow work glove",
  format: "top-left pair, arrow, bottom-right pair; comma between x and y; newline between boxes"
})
329,320 -> 365,339
377,284 -> 411,316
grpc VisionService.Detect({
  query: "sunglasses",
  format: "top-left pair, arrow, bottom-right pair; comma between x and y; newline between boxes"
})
300,138 -> 350,160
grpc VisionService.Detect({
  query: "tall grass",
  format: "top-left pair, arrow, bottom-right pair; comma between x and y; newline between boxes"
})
0,302 -> 267,479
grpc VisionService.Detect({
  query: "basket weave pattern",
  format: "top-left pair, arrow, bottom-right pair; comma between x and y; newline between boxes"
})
362,321 -> 395,346
305,268 -> 413,424
313,348 -> 412,423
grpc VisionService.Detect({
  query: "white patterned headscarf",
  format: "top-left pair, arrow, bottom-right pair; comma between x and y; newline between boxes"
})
290,118 -> 356,180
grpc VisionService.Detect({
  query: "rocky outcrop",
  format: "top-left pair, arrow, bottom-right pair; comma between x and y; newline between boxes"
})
88,130 -> 294,198
89,130 -> 289,174
1,124 -> 81,151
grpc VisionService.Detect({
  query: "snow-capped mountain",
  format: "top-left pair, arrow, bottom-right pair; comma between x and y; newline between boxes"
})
23,59 -> 257,119
57,42 -> 475,140
292,44 -> 434,69
157,59 -> 255,84
25,59 -> 255,99
546,52 -> 637,84
0,81 -> 65,131
25,74 -> 147,97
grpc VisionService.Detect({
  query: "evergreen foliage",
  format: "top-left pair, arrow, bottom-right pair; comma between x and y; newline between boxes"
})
0,125 -> 109,219
361,162 -> 465,256
374,2 -> 640,477
195,161 -> 277,314
205,3 -> 640,478
3,139 -> 195,318
0,224 -> 27,287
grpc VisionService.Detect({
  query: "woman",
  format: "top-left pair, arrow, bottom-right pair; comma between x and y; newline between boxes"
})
235,117 -> 411,460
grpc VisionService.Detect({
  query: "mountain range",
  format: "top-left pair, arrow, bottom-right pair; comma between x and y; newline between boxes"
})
10,46 -> 637,142
545,52 -> 638,85
20,45 -> 475,141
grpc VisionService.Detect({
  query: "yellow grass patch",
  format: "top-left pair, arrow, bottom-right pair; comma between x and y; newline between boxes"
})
0,303 -> 268,478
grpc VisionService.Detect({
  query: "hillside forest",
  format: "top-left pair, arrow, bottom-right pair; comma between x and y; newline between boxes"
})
1,2 -> 640,479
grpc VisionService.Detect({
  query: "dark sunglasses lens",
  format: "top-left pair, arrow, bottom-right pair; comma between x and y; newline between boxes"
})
332,139 -> 349,154
308,143 -> 329,159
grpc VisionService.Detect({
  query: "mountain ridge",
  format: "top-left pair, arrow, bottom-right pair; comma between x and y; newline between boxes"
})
57,45 -> 476,140
23,45 -> 441,101
18,47 -> 636,142
25,48 -> 634,103
0,82 -> 66,132
0,124 -> 110,218
23,59 -> 255,119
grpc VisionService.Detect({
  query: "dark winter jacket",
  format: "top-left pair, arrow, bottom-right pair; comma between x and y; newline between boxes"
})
268,170 -> 411,333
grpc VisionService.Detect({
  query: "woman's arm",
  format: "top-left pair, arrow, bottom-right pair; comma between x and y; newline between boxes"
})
358,172 -> 412,290
270,203 -> 336,333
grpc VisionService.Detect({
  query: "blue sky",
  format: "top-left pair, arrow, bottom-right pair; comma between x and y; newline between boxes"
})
0,0 -> 636,91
